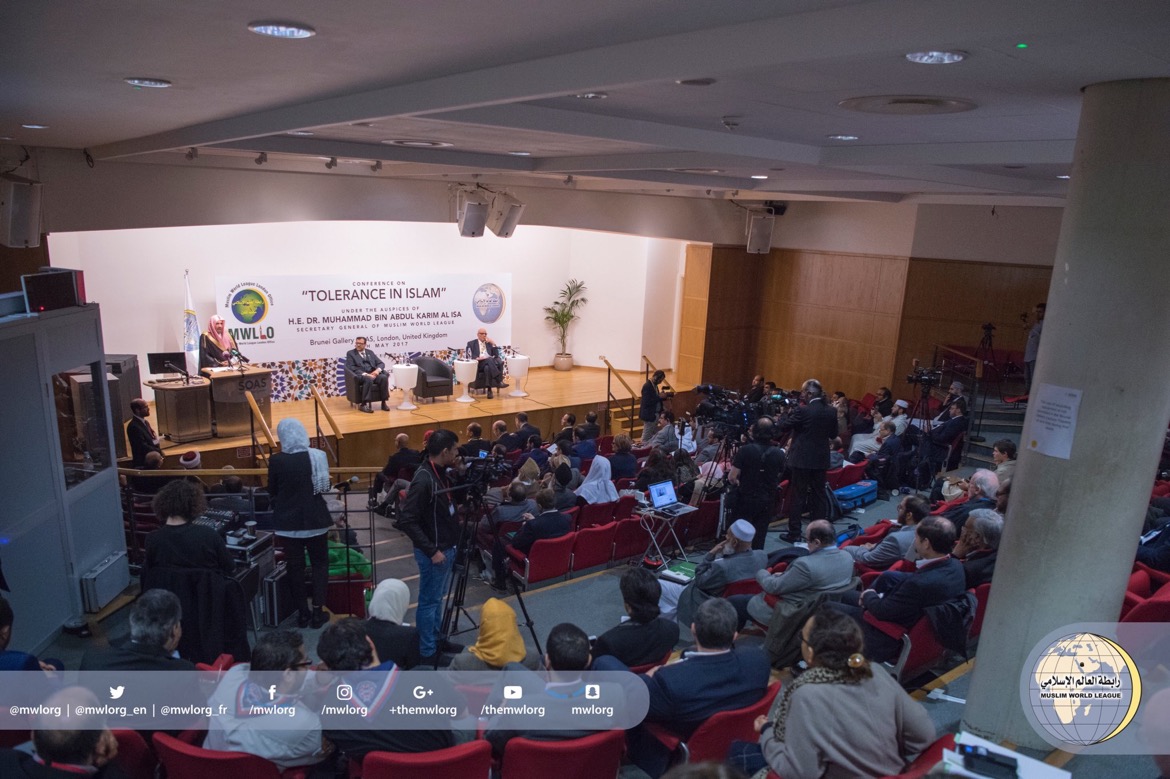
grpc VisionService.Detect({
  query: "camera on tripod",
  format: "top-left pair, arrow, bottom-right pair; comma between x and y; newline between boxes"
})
456,453 -> 512,493
906,366 -> 944,387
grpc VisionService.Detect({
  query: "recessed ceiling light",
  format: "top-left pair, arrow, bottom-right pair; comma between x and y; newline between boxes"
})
508,151 -> 532,156
0,136 -> 13,141
673,168 -> 724,175
839,95 -> 977,115
574,92 -> 608,100
1003,164 -> 1026,169
351,122 -> 377,128
676,77 -> 717,86
750,175 -> 769,180
905,50 -> 968,65
124,77 -> 172,88
247,21 -> 316,39
826,134 -> 859,141
1057,174 -> 1071,180
287,130 -> 315,137
21,124 -> 48,130
381,139 -> 453,148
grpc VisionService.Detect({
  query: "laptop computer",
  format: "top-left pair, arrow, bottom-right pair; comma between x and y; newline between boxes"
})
658,559 -> 697,584
647,480 -> 698,517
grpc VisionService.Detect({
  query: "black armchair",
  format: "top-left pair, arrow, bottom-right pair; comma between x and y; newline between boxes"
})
412,355 -> 454,402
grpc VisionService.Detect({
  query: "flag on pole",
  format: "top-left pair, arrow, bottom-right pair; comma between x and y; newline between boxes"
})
183,270 -> 199,374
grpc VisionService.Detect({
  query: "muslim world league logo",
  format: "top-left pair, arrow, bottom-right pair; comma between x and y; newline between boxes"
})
230,287 -> 268,325
1026,632 -> 1142,746
472,283 -> 505,324
225,283 -> 276,342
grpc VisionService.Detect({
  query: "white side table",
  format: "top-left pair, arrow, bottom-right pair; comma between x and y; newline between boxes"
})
391,364 -> 419,410
507,354 -> 530,397
453,359 -> 478,403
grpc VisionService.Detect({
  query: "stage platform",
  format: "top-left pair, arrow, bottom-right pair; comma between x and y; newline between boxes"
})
146,366 -> 681,469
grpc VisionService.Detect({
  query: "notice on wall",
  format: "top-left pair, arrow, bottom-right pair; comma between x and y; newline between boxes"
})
212,273 -> 511,362
1025,383 -> 1082,460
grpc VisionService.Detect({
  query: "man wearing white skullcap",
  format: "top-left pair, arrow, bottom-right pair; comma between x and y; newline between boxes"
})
658,518 -> 768,624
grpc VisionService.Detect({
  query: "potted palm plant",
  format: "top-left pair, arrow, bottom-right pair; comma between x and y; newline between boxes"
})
543,278 -> 588,371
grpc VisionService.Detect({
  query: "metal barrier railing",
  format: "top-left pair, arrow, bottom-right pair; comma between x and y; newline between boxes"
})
600,355 -> 637,436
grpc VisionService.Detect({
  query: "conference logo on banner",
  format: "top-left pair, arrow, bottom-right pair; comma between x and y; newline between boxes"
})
225,282 -> 276,343
214,274 -> 511,362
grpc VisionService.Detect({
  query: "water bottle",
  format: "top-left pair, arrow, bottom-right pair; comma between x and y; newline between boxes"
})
82,451 -> 95,472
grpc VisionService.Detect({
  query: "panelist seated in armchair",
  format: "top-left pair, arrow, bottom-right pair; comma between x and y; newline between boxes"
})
466,327 -> 504,398
345,336 -> 389,413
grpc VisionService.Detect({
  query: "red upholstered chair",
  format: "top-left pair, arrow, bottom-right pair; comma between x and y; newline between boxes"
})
1121,585 -> 1170,623
153,732 -> 303,779
687,500 -> 721,545
612,517 -> 648,562
841,519 -> 896,548
833,461 -> 869,489
579,457 -> 594,476
578,500 -> 616,529
563,506 -> 579,531
825,466 -> 845,490
508,533 -> 575,589
615,477 -> 638,491
195,652 -> 235,672
646,682 -> 781,765
500,729 -> 625,779
859,558 -> 914,588
629,649 -> 673,675
877,733 -> 957,778
864,613 -> 947,684
359,740 -> 492,779
721,577 -> 763,597
1136,561 -> 1170,590
112,730 -> 157,779
969,583 -> 992,639
858,392 -> 877,413
597,435 -> 615,455
614,494 -> 638,520
571,522 -> 617,574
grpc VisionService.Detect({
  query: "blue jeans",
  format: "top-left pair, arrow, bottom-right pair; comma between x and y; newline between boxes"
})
413,546 -> 455,657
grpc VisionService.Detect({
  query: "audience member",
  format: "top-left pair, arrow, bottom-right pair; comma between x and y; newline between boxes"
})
636,449 -> 677,492
142,481 -> 235,578
370,433 -> 422,512
694,428 -> 723,466
608,434 -> 639,479
659,520 -> 767,624
0,595 -> 57,672
728,606 -> 934,779
364,578 -> 420,669
1024,302 -> 1046,391
449,598 -> 540,670
738,520 -> 854,631
746,374 -> 766,404
205,629 -> 330,771
549,462 -> 582,510
460,423 -> 492,458
647,411 -> 680,453
127,450 -> 170,494
478,481 -> 538,549
126,397 -> 162,468
828,517 -> 966,663
0,687 -> 126,778
576,456 -> 619,505
849,401 -> 909,461
515,413 -> 541,445
580,411 -> 602,440
207,474 -> 255,518
81,589 -> 194,671
558,413 -> 577,440
641,370 -> 669,441
729,418 -> 786,549
872,386 -> 895,417
516,434 -> 550,474
573,426 -> 598,460
844,496 -> 930,570
493,419 -> 521,452
1137,517 -> 1170,573
490,489 -> 572,592
778,380 -> 837,544
831,392 -> 852,438
932,381 -> 968,424
954,509 -> 1003,588
673,448 -> 700,497
915,398 -> 969,487
594,567 -> 680,667
940,468 -> 999,534
316,618 -> 454,759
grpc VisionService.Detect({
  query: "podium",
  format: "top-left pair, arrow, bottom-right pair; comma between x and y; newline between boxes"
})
147,377 -> 213,443
202,366 -> 274,438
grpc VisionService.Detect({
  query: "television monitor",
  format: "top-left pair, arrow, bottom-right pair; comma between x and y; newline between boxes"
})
146,352 -> 188,375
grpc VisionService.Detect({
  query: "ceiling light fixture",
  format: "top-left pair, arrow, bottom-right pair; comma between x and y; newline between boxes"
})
325,157 -> 337,169
287,130 -> 315,137
1003,164 -> 1026,169
574,92 -> 608,100
839,95 -> 976,115
751,175 -> 769,180
1057,174 -> 1071,180
124,77 -> 173,88
674,168 -> 724,174
21,124 -> 48,130
351,122 -> 377,128
247,21 -> 316,39
905,50 -> 968,65
827,134 -> 860,141
508,151 -> 532,156
676,77 -> 717,86
254,152 -> 268,165
185,147 -> 198,161
0,136 -> 13,141
381,139 -> 453,148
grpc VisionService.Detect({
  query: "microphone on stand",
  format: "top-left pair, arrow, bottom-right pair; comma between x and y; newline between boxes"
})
230,349 -> 250,363
332,476 -> 360,491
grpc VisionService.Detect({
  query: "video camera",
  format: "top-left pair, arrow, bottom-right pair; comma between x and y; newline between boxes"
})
906,366 -> 944,388
456,453 -> 512,493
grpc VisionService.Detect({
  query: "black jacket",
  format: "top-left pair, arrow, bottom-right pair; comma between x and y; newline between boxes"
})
267,451 -> 332,534
0,751 -> 128,779
861,556 -> 967,629
511,510 -> 571,555
126,416 -> 161,467
516,423 -> 542,445
80,641 -> 195,672
924,414 -> 969,461
778,397 -> 838,470
398,462 -> 460,557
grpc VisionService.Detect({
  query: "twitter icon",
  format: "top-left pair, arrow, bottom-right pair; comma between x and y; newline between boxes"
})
109,686 -> 125,700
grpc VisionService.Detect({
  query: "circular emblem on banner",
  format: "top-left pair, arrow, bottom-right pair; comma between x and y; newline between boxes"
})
1025,632 -> 1141,746
230,287 -> 269,325
472,283 -> 505,323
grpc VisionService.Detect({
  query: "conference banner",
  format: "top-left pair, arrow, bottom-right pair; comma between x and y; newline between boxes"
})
211,273 -> 511,401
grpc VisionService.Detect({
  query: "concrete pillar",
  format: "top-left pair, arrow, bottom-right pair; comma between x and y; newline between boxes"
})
963,79 -> 1170,747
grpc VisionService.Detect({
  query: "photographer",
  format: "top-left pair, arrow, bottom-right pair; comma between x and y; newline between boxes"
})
640,370 -> 669,442
777,379 -> 838,544
397,428 -> 462,663
729,417 -> 787,550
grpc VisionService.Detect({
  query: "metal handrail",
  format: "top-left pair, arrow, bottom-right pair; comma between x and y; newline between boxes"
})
929,344 -> 987,459
311,384 -> 344,464
599,355 -> 638,436
641,355 -> 674,394
245,390 -> 276,466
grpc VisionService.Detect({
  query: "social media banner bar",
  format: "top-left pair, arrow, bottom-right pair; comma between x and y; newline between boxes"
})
0,671 -> 650,732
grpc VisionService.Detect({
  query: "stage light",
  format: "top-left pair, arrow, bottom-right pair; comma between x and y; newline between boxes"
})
486,192 -> 526,238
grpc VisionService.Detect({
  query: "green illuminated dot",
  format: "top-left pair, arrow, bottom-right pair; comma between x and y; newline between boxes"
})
1016,43 -> 1029,49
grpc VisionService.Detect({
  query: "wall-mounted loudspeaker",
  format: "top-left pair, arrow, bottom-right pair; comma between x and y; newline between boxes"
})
0,173 -> 43,248
486,193 -> 525,238
457,191 -> 490,237
746,214 -> 774,254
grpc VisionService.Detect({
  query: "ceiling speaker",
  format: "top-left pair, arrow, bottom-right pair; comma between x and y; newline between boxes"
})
486,193 -> 525,238
746,214 -> 774,254
0,173 -> 43,248
457,191 -> 489,237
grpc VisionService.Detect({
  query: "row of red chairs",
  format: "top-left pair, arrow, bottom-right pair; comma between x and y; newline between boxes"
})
1121,562 -> 1170,621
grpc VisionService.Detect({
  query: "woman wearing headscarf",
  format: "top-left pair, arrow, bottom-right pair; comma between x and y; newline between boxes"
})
575,455 -> 618,505
365,578 -> 420,669
199,315 -> 245,369
268,418 -> 332,628
448,598 -> 540,671
729,605 -> 934,779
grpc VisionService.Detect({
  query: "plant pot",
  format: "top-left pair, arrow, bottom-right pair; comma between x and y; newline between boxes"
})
553,353 -> 574,371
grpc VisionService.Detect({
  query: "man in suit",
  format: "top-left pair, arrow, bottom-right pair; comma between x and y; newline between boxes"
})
514,412 -> 541,445
661,519 -> 767,624
460,422 -> 492,458
915,397 -> 969,488
345,336 -> 388,413
954,508 -> 1002,588
939,468 -> 998,534
0,687 -> 126,779
126,398 -> 162,467
777,379 -> 839,543
580,411 -> 602,440
467,327 -> 503,398
844,495 -> 929,570
80,589 -> 194,671
829,517 -> 967,663
490,488 -> 571,591
492,419 -> 521,452
596,598 -> 771,778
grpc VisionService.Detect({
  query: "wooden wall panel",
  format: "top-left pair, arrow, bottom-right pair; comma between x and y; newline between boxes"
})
675,244 -> 713,387
894,258 -> 1052,390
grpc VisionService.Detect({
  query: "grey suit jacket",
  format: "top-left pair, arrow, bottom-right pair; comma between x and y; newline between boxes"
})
756,546 -> 855,596
345,348 -> 385,377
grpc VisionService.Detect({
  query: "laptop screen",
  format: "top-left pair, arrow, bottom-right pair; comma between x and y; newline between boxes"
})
648,480 -> 678,509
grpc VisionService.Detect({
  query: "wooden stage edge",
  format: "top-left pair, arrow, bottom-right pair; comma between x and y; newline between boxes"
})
147,366 -> 685,470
